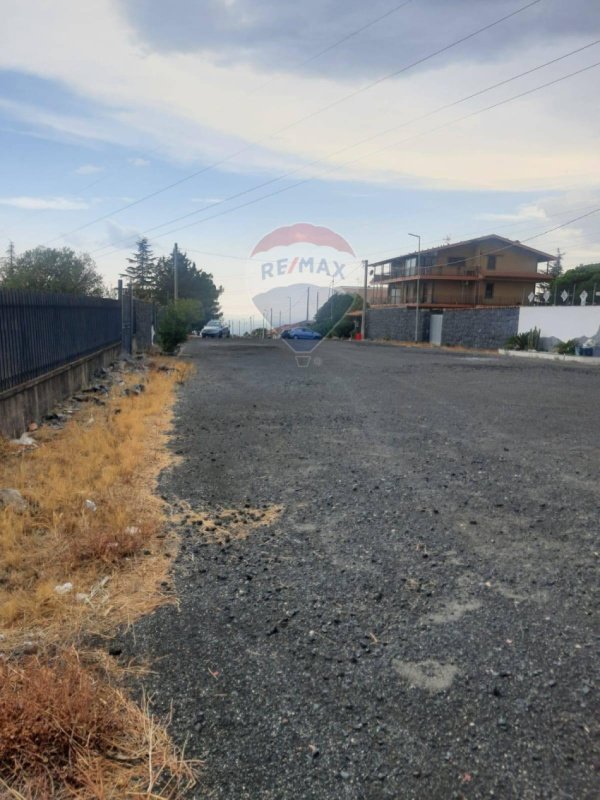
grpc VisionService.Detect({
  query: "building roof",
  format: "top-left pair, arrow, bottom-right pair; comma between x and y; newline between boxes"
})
368,235 -> 555,267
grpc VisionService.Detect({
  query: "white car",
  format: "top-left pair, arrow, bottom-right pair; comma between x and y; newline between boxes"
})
201,320 -> 230,338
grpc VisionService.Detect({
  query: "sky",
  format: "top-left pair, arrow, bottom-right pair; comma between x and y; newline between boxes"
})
1,0 -> 599,327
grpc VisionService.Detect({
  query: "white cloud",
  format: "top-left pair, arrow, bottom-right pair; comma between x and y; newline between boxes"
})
102,219 -> 142,249
0,196 -> 89,210
478,204 -> 549,223
75,163 -> 104,174
129,157 -> 150,167
0,0 -> 598,193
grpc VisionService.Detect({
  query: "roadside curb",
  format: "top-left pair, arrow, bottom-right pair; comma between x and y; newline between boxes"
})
498,349 -> 600,365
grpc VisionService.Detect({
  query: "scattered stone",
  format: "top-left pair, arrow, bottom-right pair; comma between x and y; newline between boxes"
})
22,641 -> 38,655
54,582 -> 73,595
84,499 -> 97,512
0,488 -> 28,513
9,433 -> 36,447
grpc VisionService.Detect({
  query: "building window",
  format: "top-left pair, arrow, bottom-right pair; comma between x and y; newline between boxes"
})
405,256 -> 417,275
448,256 -> 466,270
487,254 -> 497,270
485,282 -> 494,299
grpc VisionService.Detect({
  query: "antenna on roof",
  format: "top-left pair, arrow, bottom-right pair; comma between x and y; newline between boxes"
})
443,235 -> 451,245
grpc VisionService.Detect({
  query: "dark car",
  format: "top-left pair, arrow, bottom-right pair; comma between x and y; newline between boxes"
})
287,327 -> 322,340
201,320 -> 230,338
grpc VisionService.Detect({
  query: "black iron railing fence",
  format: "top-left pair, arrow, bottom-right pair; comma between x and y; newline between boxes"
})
0,289 -> 121,393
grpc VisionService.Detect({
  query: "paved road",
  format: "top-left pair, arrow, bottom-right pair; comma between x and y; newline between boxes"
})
129,339 -> 599,799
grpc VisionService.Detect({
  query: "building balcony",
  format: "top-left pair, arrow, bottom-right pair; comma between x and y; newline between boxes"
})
371,267 -> 547,284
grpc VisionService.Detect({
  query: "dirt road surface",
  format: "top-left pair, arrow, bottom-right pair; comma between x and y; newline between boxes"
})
126,339 -> 599,799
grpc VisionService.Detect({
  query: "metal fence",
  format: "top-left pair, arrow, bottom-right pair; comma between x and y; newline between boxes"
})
0,289 -> 121,393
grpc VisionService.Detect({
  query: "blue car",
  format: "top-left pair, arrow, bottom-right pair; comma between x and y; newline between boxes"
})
288,327 -> 322,340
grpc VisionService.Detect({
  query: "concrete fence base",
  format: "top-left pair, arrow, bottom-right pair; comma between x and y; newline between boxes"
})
0,344 -> 120,440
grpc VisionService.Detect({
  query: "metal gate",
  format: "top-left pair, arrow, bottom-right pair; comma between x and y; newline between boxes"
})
429,313 -> 443,345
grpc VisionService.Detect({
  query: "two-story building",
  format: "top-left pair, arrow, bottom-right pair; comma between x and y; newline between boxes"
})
369,235 -> 555,307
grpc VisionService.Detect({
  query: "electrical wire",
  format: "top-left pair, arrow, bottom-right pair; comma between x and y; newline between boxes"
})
89,38 -> 599,257
96,57 -> 600,256
47,0 -> 543,245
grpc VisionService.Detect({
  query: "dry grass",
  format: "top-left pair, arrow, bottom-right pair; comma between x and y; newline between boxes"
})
0,357 -> 197,798
181,503 -> 284,544
0,359 -> 191,646
0,648 -> 197,799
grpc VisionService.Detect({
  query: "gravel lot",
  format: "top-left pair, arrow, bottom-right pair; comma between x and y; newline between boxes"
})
127,339 -> 599,799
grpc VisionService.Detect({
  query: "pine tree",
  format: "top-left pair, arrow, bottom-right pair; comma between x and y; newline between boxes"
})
547,248 -> 564,278
125,238 -> 156,298
6,241 -> 15,269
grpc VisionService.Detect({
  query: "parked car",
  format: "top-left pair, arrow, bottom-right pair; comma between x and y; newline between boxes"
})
287,327 -> 322,340
201,320 -> 230,338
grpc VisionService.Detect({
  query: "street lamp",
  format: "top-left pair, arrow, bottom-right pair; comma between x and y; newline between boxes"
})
408,233 -> 421,342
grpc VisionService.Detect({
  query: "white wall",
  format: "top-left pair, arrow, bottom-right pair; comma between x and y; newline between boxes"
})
518,306 -> 600,345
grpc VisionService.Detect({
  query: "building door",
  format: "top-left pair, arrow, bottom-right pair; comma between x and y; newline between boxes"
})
430,313 -> 443,345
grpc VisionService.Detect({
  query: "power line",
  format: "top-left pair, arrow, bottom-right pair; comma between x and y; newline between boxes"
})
249,0 -> 416,95
97,56 -> 600,256
22,1 -> 414,233
48,0 -> 542,245
91,36 -> 597,258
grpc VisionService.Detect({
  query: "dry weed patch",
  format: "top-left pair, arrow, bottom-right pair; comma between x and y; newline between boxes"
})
0,359 -> 191,644
182,503 -> 283,544
0,357 -> 196,798
0,648 -> 196,799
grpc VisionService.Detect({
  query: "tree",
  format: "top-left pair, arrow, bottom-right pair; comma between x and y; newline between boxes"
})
550,263 -> 600,304
312,292 -> 362,338
151,250 -> 222,322
5,241 -> 15,270
547,248 -> 564,279
156,299 -> 203,352
0,246 -> 105,296
125,238 -> 156,298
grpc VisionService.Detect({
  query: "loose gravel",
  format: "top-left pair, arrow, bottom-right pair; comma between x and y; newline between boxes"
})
124,339 -> 599,799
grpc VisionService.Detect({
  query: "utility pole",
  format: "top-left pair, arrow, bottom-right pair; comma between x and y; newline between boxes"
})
269,308 -> 273,332
360,259 -> 368,339
409,233 -> 421,342
287,296 -> 292,325
316,291 -> 319,319
173,243 -> 179,301
306,287 -> 310,322
6,240 -> 15,269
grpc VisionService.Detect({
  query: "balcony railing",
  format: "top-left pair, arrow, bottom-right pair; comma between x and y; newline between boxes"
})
371,264 -> 481,282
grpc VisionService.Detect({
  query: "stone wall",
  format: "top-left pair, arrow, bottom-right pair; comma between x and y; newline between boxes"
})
0,344 -> 120,440
441,307 -> 519,349
365,306 -> 519,350
366,307 -> 430,341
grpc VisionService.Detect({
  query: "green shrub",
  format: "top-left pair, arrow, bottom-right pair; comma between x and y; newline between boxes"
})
555,338 -> 578,355
505,332 -> 529,350
157,299 -> 202,352
505,327 -> 540,351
